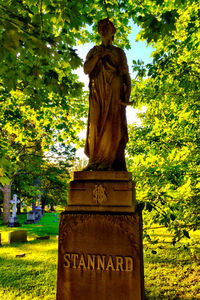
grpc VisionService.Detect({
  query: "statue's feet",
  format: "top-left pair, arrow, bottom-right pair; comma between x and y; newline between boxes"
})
82,163 -> 114,171
82,163 -> 98,171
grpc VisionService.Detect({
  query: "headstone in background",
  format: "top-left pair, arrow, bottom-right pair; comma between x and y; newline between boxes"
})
8,230 -> 27,244
35,194 -> 43,219
24,201 -> 39,224
54,213 -> 59,222
8,194 -> 20,227
24,211 -> 36,224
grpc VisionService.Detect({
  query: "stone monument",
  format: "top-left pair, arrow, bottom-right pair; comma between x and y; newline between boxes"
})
57,19 -> 144,300
8,194 -> 20,227
25,202 -> 36,224
35,194 -> 43,219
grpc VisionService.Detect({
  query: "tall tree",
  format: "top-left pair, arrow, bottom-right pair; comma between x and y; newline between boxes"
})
0,86 -> 85,223
1,0 -> 199,235
0,0 -> 131,223
127,0 -> 200,242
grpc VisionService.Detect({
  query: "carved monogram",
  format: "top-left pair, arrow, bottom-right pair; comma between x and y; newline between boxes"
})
93,184 -> 107,204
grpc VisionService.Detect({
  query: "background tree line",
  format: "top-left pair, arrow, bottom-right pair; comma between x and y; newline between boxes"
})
0,0 -> 199,244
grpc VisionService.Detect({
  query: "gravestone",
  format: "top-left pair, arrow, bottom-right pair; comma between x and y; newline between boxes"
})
9,230 -> 27,244
25,202 -> 39,224
35,194 -> 43,219
57,172 -> 144,300
8,194 -> 20,227
54,213 -> 59,223
25,211 -> 36,224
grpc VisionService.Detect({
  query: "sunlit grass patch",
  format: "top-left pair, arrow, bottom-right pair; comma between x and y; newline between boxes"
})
0,237 -> 58,300
144,228 -> 200,299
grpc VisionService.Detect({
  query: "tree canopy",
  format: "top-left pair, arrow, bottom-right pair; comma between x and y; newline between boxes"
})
127,0 -> 200,242
0,0 -> 199,240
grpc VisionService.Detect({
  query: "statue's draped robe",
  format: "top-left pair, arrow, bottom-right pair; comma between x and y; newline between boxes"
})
84,45 -> 129,170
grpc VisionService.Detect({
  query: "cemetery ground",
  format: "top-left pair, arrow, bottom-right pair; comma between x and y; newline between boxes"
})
0,213 -> 199,300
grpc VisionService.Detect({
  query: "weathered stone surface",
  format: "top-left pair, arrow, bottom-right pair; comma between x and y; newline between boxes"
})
24,211 -> 36,224
8,216 -> 20,227
8,230 -> 27,244
57,211 -> 144,300
57,171 -> 144,299
83,19 -> 132,172
73,171 -> 132,181
67,171 -> 136,213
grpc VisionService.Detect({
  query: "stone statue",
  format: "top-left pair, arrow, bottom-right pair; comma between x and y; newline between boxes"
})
84,18 -> 132,171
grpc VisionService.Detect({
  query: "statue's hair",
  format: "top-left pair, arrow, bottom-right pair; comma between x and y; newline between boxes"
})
98,18 -> 116,36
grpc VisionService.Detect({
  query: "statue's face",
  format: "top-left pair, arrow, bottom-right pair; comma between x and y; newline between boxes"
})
100,23 -> 114,40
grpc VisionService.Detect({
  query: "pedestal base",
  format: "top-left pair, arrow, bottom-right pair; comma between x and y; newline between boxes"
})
8,217 -> 20,227
67,171 -> 136,212
57,211 -> 144,300
24,212 -> 37,224
57,172 -> 144,300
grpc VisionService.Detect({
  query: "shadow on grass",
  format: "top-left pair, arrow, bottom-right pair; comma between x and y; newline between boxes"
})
1,237 -> 58,252
144,246 -> 193,266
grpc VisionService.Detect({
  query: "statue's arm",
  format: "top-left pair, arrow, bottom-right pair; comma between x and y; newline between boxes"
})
84,46 -> 111,75
120,49 -> 134,106
123,73 -> 131,102
84,54 -> 99,75
84,47 -> 101,75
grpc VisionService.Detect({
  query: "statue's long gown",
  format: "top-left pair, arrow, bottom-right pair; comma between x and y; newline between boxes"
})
84,45 -> 129,171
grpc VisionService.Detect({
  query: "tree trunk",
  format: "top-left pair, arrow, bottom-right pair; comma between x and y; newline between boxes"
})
50,204 -> 55,211
41,198 -> 47,211
17,202 -> 21,214
2,184 -> 12,224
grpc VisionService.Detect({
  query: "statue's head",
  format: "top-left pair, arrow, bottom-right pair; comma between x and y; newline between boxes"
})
98,18 -> 116,40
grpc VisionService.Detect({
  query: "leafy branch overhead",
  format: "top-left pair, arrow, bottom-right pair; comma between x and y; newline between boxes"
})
127,0 -> 200,243
0,0 -> 199,239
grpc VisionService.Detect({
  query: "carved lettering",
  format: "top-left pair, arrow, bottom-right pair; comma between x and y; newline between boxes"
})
125,257 -> 133,272
106,256 -> 115,271
97,255 -> 105,270
116,256 -> 124,271
64,253 -> 133,272
87,255 -> 95,270
64,253 -> 71,268
71,254 -> 79,268
78,254 -> 87,269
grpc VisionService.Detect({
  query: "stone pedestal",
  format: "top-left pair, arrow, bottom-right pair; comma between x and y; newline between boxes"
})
57,172 -> 144,300
35,207 -> 43,219
8,216 -> 20,227
24,211 -> 36,224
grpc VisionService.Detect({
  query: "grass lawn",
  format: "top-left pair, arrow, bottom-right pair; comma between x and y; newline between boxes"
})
0,213 -> 199,299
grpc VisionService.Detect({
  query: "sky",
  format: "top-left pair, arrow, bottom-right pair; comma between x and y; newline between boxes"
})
74,22 -> 154,158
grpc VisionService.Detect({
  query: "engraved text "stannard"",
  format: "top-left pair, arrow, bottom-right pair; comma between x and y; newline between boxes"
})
64,253 -> 133,272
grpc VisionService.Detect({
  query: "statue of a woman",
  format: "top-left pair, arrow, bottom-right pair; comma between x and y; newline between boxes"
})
84,18 -> 131,171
